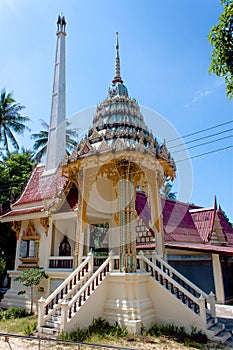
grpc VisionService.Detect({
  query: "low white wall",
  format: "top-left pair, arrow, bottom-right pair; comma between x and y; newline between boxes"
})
64,276 -> 109,332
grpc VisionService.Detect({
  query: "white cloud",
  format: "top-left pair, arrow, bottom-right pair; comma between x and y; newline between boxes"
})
185,89 -> 212,107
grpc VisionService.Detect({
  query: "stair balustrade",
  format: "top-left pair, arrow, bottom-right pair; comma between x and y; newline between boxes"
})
138,252 -> 216,322
60,253 -> 114,330
38,253 -> 93,328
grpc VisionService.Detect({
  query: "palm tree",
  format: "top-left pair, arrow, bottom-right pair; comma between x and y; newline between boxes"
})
161,181 -> 177,200
31,119 -> 78,162
0,89 -> 30,156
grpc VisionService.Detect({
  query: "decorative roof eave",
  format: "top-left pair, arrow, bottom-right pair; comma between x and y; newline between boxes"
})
165,242 -> 233,256
62,146 -> 165,176
157,158 -> 176,181
1,206 -> 48,222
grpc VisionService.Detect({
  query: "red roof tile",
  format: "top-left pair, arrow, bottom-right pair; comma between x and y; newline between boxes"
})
12,165 -> 67,206
161,198 -> 202,243
1,206 -> 45,219
190,208 -> 215,243
217,207 -> 233,245
135,193 -> 202,243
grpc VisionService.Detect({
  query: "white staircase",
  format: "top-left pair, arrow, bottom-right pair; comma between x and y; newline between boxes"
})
38,253 -> 112,335
37,252 -> 231,344
139,252 -> 231,343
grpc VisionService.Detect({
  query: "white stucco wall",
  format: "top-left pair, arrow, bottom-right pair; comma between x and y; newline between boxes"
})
64,276 -> 108,332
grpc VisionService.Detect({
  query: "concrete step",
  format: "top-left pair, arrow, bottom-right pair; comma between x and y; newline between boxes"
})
224,335 -> 233,347
39,326 -> 60,336
51,314 -> 61,322
207,322 -> 224,336
214,329 -> 232,343
45,319 -> 61,329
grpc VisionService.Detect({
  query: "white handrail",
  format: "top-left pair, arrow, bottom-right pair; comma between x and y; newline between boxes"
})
139,252 -> 208,299
44,255 -> 91,306
154,254 -> 209,299
143,256 -> 201,308
67,255 -> 112,319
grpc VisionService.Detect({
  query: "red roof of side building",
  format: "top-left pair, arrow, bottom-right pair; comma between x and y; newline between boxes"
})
135,192 -> 202,244
161,198 -> 202,243
217,206 -> 233,245
1,206 -> 46,219
1,164 -> 68,220
190,207 -> 216,243
11,164 -> 67,206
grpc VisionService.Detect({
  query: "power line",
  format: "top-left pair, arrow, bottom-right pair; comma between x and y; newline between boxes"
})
172,134 -> 233,154
169,128 -> 233,150
167,120 -> 233,143
176,145 -> 233,163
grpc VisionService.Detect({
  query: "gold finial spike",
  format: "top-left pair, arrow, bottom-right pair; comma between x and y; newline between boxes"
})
112,32 -> 123,84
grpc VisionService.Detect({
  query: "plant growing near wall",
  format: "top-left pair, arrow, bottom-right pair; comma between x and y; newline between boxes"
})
15,268 -> 48,313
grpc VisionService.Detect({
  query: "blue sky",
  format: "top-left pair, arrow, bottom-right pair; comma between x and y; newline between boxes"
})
0,0 -> 232,220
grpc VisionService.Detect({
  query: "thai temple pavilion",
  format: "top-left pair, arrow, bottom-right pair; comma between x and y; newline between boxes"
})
1,17 -> 233,342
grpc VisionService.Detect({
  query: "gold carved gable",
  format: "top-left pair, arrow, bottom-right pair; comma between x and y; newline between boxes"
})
22,220 -> 40,240
78,139 -> 94,156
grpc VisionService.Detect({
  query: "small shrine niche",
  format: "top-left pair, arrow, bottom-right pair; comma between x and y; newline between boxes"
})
59,236 -> 71,256
18,221 -> 40,270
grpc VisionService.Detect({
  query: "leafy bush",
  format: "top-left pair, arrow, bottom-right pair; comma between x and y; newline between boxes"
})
60,318 -> 207,347
60,317 -> 128,342
148,323 -> 207,346
23,320 -> 37,336
0,306 -> 32,320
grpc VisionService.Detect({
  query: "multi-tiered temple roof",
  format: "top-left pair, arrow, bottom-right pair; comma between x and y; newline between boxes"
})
62,33 -> 176,181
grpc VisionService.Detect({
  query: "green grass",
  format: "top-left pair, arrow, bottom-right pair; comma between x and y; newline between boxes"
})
60,318 -> 210,349
0,312 -> 225,349
0,314 -> 37,334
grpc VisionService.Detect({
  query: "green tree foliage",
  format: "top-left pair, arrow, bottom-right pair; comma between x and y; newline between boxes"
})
0,89 -> 30,157
208,0 -> 233,99
0,152 -> 34,277
15,268 -> 48,313
31,119 -> 78,162
0,153 -> 34,212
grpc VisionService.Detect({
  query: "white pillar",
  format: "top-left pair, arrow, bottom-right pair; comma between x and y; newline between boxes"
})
198,295 -> 207,330
38,297 -> 46,327
46,18 -> 67,171
212,254 -> 225,304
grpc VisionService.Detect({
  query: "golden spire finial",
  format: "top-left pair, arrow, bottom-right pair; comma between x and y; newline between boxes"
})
112,32 -> 123,84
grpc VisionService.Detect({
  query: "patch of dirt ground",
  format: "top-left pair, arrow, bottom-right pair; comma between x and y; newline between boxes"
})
0,335 -> 229,350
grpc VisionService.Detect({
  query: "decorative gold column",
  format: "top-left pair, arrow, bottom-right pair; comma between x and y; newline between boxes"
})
146,169 -> 164,257
118,161 -> 136,272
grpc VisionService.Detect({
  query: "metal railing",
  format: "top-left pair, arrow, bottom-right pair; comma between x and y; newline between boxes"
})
0,332 -> 138,350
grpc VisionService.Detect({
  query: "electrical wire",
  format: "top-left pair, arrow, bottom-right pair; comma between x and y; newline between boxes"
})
169,128 -> 233,150
176,145 -> 233,163
172,134 -> 233,154
167,120 -> 233,143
